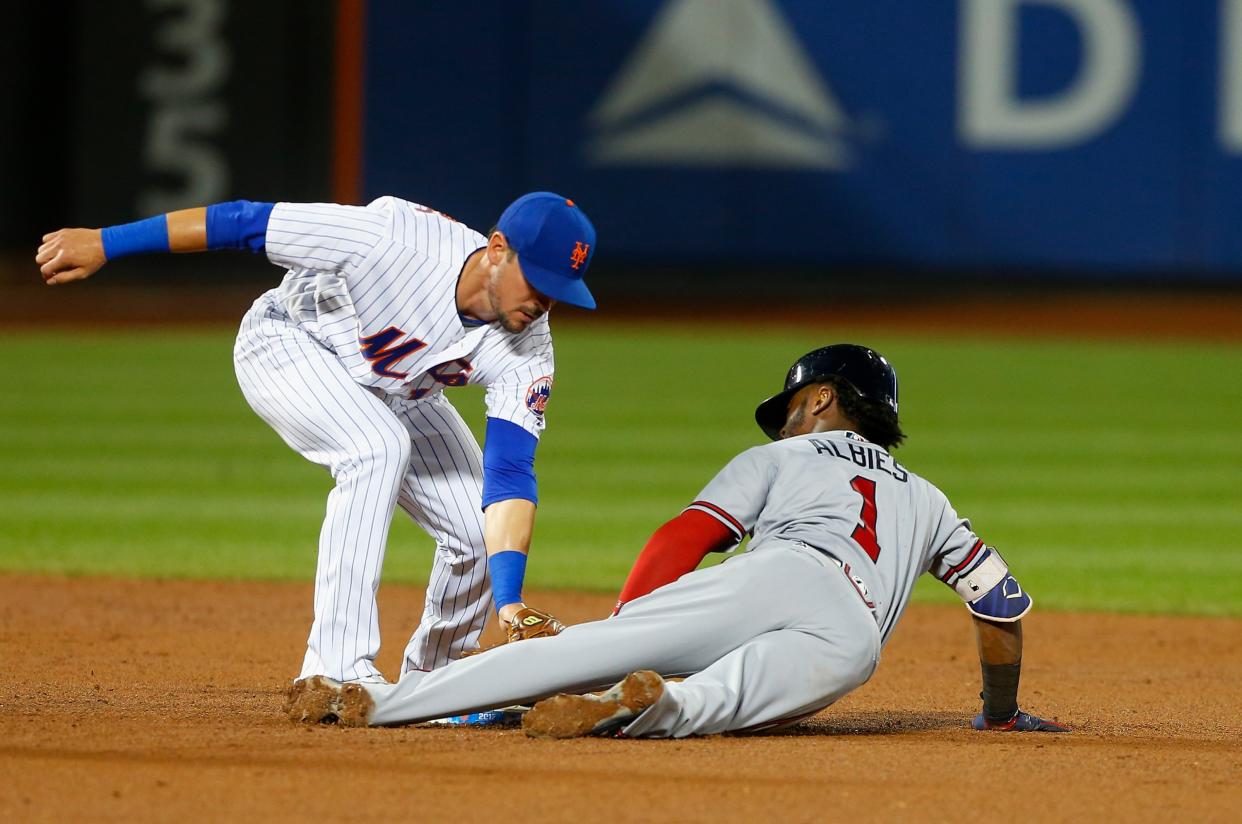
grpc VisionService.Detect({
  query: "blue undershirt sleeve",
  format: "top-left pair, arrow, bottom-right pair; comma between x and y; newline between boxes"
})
205,200 -> 275,252
481,417 -> 538,509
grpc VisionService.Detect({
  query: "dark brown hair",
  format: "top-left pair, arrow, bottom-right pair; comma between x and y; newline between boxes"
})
825,377 -> 906,450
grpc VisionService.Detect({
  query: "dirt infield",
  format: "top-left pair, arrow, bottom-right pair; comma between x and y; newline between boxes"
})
2,281 -> 1239,820
1,576 -> 1238,822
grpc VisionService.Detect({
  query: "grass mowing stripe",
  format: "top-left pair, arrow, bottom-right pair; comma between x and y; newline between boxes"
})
948,503 -> 1242,524
0,495 -> 321,519
1,326 -> 1239,617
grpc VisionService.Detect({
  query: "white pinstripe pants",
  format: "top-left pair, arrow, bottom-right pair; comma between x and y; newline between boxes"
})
234,297 -> 490,681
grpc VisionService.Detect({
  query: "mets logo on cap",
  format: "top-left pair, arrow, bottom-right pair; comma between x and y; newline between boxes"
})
526,376 -> 553,416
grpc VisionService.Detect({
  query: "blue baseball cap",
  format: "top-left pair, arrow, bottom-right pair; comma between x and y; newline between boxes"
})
496,192 -> 597,310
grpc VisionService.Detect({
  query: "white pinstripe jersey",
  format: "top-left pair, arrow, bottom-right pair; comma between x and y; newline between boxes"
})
687,430 -> 1002,644
263,197 -> 554,437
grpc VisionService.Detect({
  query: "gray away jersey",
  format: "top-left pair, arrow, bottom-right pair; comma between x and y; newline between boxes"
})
687,431 -> 996,643
263,197 -> 554,437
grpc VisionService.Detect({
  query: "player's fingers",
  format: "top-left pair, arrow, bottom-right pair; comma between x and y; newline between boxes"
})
35,240 -> 63,261
42,231 -> 59,242
46,267 -> 88,286
40,251 -> 71,278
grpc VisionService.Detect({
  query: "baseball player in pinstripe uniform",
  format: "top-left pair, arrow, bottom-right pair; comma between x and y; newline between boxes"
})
283,345 -> 1068,737
37,192 -> 595,684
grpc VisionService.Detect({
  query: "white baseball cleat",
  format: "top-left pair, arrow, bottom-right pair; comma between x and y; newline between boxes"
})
283,675 -> 375,727
522,670 -> 665,739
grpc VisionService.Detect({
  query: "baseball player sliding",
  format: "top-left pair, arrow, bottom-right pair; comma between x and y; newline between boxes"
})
36,193 -> 595,683
285,345 -> 1067,736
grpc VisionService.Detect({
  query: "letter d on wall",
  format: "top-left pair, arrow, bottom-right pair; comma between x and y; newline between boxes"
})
959,0 -> 1141,149
1221,0 -> 1242,151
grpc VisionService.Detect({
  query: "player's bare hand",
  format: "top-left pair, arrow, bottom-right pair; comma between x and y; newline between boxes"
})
36,228 -> 106,285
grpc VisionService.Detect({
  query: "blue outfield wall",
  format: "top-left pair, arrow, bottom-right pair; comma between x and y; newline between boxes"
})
362,0 -> 1242,277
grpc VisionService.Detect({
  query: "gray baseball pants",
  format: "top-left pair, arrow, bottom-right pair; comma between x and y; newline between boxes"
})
361,541 -> 882,737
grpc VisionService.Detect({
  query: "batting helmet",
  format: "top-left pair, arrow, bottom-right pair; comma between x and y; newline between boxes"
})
754,344 -> 899,440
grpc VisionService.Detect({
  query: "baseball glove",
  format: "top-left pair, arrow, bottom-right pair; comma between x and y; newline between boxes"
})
463,606 -> 566,657
505,606 -> 565,642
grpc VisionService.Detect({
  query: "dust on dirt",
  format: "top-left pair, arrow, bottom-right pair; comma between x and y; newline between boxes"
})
1,575 -> 1238,823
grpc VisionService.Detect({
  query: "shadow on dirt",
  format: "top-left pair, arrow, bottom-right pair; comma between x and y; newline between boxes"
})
736,710 -> 966,737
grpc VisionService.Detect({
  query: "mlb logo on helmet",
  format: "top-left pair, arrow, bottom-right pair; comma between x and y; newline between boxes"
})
497,192 -> 597,309
526,375 -> 553,416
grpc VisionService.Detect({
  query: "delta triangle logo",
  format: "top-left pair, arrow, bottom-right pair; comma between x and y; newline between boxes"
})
586,0 -> 858,169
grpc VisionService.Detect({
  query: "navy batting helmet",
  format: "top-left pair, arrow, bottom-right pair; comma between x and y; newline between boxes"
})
754,344 -> 899,440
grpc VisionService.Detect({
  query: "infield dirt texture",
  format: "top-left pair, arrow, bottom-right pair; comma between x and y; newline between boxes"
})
1,289 -> 1240,822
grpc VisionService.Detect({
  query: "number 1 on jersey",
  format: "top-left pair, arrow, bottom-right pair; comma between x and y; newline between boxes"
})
849,475 -> 882,562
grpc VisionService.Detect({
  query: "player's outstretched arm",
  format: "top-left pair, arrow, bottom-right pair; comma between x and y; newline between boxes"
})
36,207 -> 208,285
971,617 -> 1068,732
36,201 -> 274,286
929,535 -> 1066,732
467,498 -> 565,649
482,497 -> 538,626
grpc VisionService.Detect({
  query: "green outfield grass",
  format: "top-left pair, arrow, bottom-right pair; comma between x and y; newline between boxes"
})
1,324 -> 1239,616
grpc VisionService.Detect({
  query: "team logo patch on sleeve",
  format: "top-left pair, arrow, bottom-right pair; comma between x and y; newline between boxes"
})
525,376 -> 553,416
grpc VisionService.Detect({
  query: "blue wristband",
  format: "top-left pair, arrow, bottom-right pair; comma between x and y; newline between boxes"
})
100,215 -> 170,260
489,551 -> 527,613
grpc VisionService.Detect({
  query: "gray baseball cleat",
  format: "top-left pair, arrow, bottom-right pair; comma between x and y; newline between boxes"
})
283,675 -> 374,727
522,670 -> 665,739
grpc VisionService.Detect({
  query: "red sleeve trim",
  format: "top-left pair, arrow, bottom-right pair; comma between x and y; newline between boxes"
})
939,539 -> 985,582
614,509 -> 736,612
685,500 -> 745,540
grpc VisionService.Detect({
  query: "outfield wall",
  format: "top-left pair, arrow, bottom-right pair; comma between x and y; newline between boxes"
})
7,2 -> 1242,289
0,1 -> 336,250
362,0 -> 1242,278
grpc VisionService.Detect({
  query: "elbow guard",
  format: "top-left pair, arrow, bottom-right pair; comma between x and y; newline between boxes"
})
954,549 -> 1033,623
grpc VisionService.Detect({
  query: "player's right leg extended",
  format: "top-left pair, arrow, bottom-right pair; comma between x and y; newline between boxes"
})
335,542 -> 869,728
234,297 -> 411,682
